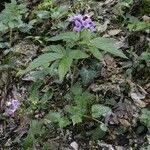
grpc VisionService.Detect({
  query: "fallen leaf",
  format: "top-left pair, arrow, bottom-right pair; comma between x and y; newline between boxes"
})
130,84 -> 147,101
70,141 -> 79,150
118,118 -> 131,127
108,29 -> 121,36
97,19 -> 110,32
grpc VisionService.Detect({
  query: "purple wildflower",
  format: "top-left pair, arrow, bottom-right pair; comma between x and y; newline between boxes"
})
73,20 -> 82,32
5,99 -> 20,117
82,17 -> 93,28
69,14 -> 83,22
69,14 -> 95,32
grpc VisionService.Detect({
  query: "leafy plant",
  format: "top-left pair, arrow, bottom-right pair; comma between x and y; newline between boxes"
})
26,81 -> 53,114
22,120 -> 45,149
0,0 -> 31,45
45,82 -> 111,130
125,46 -> 150,79
20,29 -> 127,81
140,109 -> 150,130
127,15 -> 150,31
113,0 -> 133,15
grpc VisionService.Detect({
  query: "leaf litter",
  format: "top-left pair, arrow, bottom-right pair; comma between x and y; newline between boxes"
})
0,0 -> 150,149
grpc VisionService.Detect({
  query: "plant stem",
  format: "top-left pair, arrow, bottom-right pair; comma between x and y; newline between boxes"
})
9,28 -> 12,47
71,60 -> 77,87
82,114 -> 103,124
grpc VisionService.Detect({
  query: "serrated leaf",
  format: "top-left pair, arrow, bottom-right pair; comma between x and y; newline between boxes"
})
58,56 -> 73,81
59,117 -> 71,128
90,37 -> 127,59
80,29 -> 92,42
71,82 -> 82,95
65,105 -> 86,116
79,67 -> 97,85
0,0 -> 28,33
69,50 -> 89,59
71,115 -> 82,125
89,47 -> 104,61
21,52 -> 63,74
22,134 -> 34,149
29,120 -> 43,135
92,104 -> 112,118
140,109 -> 150,129
47,32 -> 79,42
42,45 -> 65,54
45,112 -> 61,123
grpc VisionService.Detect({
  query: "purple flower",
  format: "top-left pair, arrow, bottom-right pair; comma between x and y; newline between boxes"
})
69,14 -> 95,32
5,99 -> 20,117
82,17 -> 95,32
73,20 -> 82,32
73,26 -> 81,32
69,14 -> 83,22
82,17 -> 93,28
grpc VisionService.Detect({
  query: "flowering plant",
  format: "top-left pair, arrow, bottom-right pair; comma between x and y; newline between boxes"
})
5,99 -> 20,117
69,14 -> 95,32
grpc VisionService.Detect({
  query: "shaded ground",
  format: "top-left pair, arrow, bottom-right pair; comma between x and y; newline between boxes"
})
0,0 -> 150,149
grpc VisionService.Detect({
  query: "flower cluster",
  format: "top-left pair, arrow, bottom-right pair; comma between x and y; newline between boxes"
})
5,99 -> 20,117
69,14 -> 95,32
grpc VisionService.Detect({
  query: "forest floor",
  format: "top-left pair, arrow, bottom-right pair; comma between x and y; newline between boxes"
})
0,0 -> 150,149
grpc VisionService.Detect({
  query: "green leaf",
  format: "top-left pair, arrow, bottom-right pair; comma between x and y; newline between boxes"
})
29,120 -> 44,135
65,105 -> 86,116
140,109 -> 150,129
90,37 -> 127,59
42,45 -> 65,54
69,50 -> 89,59
70,82 -> 82,95
80,29 -> 92,42
21,52 -> 63,74
59,117 -> 71,128
47,32 -> 79,42
79,67 -> 97,85
91,126 -> 106,140
58,56 -> 73,81
22,134 -> 34,149
35,10 -> 50,19
92,104 -> 112,118
71,115 -> 82,125
100,123 -> 108,132
89,47 -> 104,61
0,0 -> 28,33
45,112 -> 61,123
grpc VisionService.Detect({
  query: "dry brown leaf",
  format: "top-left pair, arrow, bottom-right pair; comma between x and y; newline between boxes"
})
97,19 -> 110,32
108,29 -> 121,36
118,118 -> 131,127
70,141 -> 79,150
130,84 -> 147,101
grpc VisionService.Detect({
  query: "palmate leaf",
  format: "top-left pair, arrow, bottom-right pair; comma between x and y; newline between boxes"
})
20,52 -> 63,74
69,50 -> 89,59
58,56 -> 73,81
47,32 -> 79,42
90,37 -> 127,59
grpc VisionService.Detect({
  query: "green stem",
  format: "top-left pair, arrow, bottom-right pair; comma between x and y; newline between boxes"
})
82,114 -> 103,124
9,28 -> 12,47
71,60 -> 77,87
